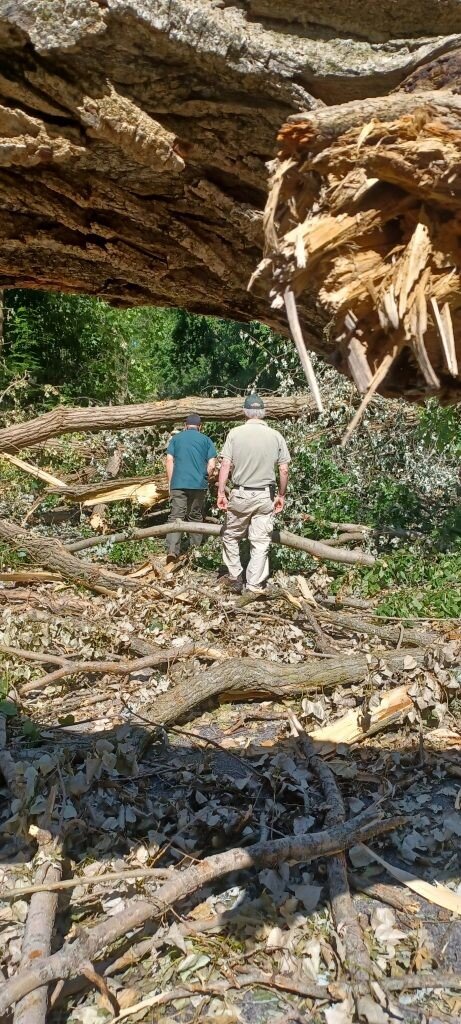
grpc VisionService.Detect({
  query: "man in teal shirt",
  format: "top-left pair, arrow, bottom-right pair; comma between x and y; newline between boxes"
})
165,413 -> 217,562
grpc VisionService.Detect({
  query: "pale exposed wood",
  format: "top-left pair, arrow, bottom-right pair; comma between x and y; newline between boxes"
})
13,831 -> 62,1024
255,87 -> 461,404
0,453 -> 68,488
284,287 -> 324,411
309,684 -> 414,747
360,845 -> 461,915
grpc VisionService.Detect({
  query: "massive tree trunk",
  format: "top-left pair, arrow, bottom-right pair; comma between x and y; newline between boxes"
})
0,3 -> 460,397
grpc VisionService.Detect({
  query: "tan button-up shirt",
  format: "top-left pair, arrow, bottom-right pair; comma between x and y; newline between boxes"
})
220,420 -> 291,487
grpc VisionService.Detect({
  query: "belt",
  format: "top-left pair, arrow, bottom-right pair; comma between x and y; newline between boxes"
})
241,485 -> 271,491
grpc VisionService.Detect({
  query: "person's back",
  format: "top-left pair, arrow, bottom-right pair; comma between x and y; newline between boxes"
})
169,428 -> 215,490
165,414 -> 217,562
217,395 -> 291,593
222,420 -> 287,488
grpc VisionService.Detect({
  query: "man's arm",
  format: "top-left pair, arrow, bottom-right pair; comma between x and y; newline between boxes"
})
217,458 -> 232,510
166,453 -> 174,489
207,457 -> 216,479
274,462 -> 289,513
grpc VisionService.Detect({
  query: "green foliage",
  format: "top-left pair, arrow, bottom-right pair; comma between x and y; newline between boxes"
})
1,288 -> 460,621
1,292 -> 283,408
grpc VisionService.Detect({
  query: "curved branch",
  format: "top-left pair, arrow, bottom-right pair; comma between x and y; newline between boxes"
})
0,810 -> 404,1016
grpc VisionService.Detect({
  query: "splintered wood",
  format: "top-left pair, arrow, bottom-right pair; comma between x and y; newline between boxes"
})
251,90 -> 461,408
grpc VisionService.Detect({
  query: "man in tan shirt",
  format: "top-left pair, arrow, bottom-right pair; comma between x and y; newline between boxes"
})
217,395 -> 291,593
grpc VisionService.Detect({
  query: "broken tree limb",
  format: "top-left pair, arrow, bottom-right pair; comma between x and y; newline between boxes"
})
0,453 -> 69,489
0,517 -> 141,595
143,649 -> 426,725
308,684 -> 415,748
1,642 -> 228,695
0,809 -> 405,1016
66,520 -> 376,566
49,473 -> 169,509
0,396 -> 314,454
289,712 -> 376,1007
13,829 -> 62,1024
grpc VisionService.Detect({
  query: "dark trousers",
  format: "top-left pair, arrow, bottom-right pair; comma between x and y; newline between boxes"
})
166,488 -> 206,555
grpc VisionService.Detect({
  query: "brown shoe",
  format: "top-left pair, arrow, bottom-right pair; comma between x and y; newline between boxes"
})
166,553 -> 178,565
222,574 -> 243,594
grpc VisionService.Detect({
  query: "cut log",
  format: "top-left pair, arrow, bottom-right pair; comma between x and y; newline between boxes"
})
13,829 -> 62,1024
143,649 -> 426,725
0,396 -> 314,454
65,520 -> 376,567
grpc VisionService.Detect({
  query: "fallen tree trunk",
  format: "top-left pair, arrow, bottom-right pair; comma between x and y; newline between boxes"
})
0,518 -> 141,595
0,809 -> 403,1016
143,649 -> 426,725
66,520 -> 375,567
0,396 -> 313,454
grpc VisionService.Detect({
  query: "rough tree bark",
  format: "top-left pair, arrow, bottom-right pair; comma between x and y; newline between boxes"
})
143,649 -> 426,725
0,395 -> 313,453
0,2 -> 460,395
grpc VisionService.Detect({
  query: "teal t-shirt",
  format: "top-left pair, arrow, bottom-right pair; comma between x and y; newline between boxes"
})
167,429 -> 217,490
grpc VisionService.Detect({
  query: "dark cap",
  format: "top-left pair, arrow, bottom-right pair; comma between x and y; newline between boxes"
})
243,394 -> 265,410
185,413 -> 202,426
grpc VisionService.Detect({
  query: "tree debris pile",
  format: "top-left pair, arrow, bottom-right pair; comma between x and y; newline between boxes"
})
252,74 -> 461,404
1,557 -> 461,1023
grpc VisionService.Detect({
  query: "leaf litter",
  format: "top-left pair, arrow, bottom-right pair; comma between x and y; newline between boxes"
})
0,506 -> 460,1022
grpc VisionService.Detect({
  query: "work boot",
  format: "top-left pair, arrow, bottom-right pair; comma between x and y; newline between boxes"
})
166,553 -> 178,565
222,574 -> 243,594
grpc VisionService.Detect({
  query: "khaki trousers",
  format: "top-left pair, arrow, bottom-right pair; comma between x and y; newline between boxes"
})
222,487 -> 274,590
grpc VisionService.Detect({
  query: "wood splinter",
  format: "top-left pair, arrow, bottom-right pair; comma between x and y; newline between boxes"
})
284,287 -> 324,412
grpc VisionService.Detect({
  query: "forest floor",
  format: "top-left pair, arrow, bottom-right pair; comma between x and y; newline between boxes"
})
0,441 -> 461,1024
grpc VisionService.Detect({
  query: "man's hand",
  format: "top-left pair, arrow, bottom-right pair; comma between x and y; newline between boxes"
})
273,493 -> 285,514
217,491 -> 228,511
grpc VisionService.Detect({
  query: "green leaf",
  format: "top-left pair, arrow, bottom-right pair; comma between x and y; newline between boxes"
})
0,699 -> 17,717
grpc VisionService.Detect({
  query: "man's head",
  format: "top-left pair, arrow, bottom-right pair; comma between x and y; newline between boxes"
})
243,394 -> 266,420
185,413 -> 202,430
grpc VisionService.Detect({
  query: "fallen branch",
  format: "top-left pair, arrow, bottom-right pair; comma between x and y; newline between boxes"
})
315,607 -> 437,647
0,810 -> 404,1015
9,642 -> 228,694
0,395 -> 314,454
0,517 -> 145,595
382,972 -> 461,993
143,648 -> 426,725
1,866 -> 172,901
289,712 -> 377,1013
66,519 -> 376,567
13,829 -> 62,1024
113,971 -> 343,1021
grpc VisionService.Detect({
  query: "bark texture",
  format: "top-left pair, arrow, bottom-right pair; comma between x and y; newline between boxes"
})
0,2 -> 460,383
0,395 -> 313,453
144,649 -> 426,725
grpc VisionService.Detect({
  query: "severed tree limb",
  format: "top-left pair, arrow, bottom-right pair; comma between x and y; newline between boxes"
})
13,829 -> 62,1024
143,648 -> 426,725
0,642 -> 228,695
0,517 -> 142,595
286,91 -> 461,151
0,809 -> 404,1016
0,396 -> 314,454
66,519 -> 375,566
289,712 -> 376,1008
